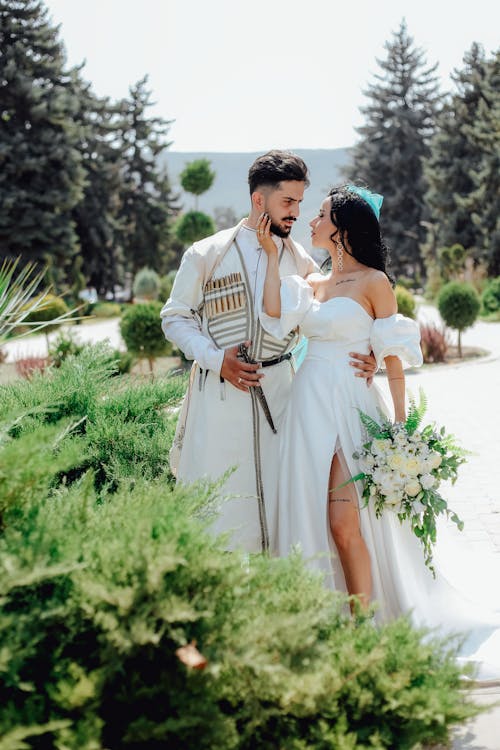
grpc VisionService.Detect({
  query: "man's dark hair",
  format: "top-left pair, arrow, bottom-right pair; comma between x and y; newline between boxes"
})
248,150 -> 310,194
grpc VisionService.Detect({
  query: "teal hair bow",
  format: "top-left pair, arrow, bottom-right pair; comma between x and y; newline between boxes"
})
346,185 -> 383,219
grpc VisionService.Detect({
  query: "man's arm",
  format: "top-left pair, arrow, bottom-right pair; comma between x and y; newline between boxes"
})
160,246 -> 226,373
161,247 -> 261,392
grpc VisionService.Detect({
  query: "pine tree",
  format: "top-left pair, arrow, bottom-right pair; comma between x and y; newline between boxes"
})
71,77 -> 127,295
0,0 -> 85,286
463,48 -> 500,276
423,44 -> 490,275
346,20 -> 441,278
117,77 -> 179,274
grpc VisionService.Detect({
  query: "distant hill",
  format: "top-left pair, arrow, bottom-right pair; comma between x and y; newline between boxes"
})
161,148 -> 352,254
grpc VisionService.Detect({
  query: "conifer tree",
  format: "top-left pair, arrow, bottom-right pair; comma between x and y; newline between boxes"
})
346,20 -> 441,278
463,48 -> 500,275
423,44 -> 490,273
0,0 -> 85,286
71,78 -> 126,295
117,77 -> 179,274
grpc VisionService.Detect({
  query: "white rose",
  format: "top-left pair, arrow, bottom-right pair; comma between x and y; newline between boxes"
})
428,452 -> 443,470
360,454 -> 375,472
420,473 -> 435,490
371,438 -> 391,456
404,479 -> 422,497
404,457 -> 421,477
384,493 -> 401,508
387,452 -> 406,471
394,432 -> 408,448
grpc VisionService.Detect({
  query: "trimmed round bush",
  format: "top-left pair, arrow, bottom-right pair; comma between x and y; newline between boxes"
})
92,302 -> 122,318
133,267 -> 160,301
395,285 -> 416,319
24,293 -> 69,335
120,302 -> 172,372
175,211 -> 216,245
481,277 -> 500,315
438,281 -> 480,357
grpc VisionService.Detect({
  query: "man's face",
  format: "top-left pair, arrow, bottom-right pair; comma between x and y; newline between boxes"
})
261,181 -> 305,238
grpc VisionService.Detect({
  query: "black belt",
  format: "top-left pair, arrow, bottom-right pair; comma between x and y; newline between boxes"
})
261,352 -> 292,368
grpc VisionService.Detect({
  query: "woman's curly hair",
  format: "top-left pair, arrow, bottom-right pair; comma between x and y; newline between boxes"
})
327,185 -> 394,285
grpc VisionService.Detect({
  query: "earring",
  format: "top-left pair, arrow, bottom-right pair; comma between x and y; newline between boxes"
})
336,241 -> 344,272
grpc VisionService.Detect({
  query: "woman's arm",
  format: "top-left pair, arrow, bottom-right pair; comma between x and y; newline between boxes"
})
257,213 -> 282,318
369,272 -> 406,422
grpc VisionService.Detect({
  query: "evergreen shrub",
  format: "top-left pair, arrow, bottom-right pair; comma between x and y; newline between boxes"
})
437,282 -> 480,357
0,352 -> 481,748
91,301 -> 122,318
0,477 -> 478,750
481,277 -> 500,316
48,331 -> 84,367
120,302 -> 172,372
395,285 -> 416,318
175,211 -> 216,245
23,293 -> 69,336
133,268 -> 160,301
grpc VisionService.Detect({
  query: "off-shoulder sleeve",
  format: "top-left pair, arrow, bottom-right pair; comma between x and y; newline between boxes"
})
259,275 -> 314,339
370,314 -> 423,369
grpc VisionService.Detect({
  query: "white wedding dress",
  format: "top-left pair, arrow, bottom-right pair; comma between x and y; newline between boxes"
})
260,275 -> 500,684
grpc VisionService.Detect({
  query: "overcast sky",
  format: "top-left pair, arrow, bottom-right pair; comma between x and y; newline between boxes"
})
43,0 -> 498,153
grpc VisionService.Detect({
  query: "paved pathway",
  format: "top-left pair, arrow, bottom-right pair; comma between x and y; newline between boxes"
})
3,306 -> 500,748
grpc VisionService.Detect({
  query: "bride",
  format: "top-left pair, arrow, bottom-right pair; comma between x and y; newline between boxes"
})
257,185 -> 500,682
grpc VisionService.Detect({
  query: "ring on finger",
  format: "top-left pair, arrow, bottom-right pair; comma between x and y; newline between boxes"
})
238,377 -> 242,384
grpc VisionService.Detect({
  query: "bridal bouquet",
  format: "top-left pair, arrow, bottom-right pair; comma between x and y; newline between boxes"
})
349,390 -> 467,575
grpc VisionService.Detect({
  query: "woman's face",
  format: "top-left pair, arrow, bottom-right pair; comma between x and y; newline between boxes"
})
309,197 -> 338,248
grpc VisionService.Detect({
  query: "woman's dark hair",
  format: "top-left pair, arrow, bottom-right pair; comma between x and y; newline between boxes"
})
248,150 -> 310,194
327,185 -> 394,285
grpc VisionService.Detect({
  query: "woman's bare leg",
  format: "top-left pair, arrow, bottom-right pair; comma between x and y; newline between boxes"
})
328,451 -> 372,611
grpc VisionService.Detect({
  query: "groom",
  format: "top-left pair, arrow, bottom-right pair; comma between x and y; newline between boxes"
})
161,150 -> 376,553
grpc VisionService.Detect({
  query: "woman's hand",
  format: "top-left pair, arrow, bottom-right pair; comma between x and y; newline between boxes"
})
256,213 -> 278,257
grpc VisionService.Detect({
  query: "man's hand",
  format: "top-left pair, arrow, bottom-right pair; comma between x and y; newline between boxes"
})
221,341 -> 262,392
349,351 -> 377,387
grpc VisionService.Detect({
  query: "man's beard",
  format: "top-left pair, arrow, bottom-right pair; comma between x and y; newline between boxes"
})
269,217 -> 296,238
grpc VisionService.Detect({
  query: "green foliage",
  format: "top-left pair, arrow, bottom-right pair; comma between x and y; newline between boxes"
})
438,281 -> 480,356
0,353 -> 481,747
353,390 -> 467,573
180,158 -> 215,203
120,302 -> 172,370
346,20 -> 440,277
24,293 -> 70,336
132,267 -> 160,301
47,333 -> 133,375
118,77 -> 179,275
423,44 -> 500,277
0,259 -> 76,344
437,243 -> 466,281
0,346 -> 185,507
91,302 -> 122,318
48,331 -> 84,367
394,276 -> 415,290
0,0 -> 85,284
481,276 -> 500,315
175,211 -> 216,246
395,285 -> 416,319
